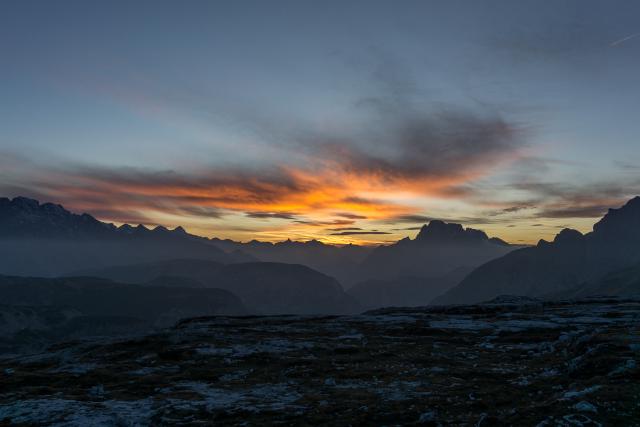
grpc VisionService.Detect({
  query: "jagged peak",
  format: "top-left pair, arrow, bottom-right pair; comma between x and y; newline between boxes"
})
592,196 -> 640,236
626,195 -> 640,206
553,228 -> 584,244
11,196 -> 40,209
40,202 -> 68,214
465,228 -> 490,240
537,239 -> 551,247
415,220 -> 489,243
489,237 -> 510,246
172,226 -> 187,234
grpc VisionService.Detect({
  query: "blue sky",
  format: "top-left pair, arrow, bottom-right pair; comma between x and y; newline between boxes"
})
1,0 -> 639,243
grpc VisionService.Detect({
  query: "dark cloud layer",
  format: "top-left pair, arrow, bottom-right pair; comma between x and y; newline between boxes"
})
245,211 -> 299,220
329,231 -> 391,236
535,205 -> 612,219
334,212 -> 368,220
326,227 -> 363,232
388,214 -> 434,224
513,180 -> 640,220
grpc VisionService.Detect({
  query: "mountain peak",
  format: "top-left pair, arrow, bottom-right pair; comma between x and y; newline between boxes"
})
415,220 -> 489,244
553,228 -> 584,246
11,196 -> 40,210
119,224 -> 134,233
0,196 -> 110,238
416,220 -> 461,239
627,195 -> 640,205
592,196 -> 640,237
41,202 -> 68,216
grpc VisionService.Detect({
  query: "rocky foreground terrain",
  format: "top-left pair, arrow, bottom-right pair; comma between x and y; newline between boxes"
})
1,297 -> 639,426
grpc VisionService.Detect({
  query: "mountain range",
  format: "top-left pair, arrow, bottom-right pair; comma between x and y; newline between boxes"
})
0,196 -> 517,310
0,197 -> 253,277
2,195 -> 640,324
345,220 -> 519,308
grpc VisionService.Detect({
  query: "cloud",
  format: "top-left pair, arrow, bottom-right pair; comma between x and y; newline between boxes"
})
535,205 -> 612,219
491,7 -> 619,64
81,208 -> 152,225
3,104 -> 525,230
329,231 -> 392,236
500,205 -> 536,214
387,214 -> 434,224
296,110 -> 525,197
294,219 -> 355,227
615,160 -> 640,171
476,178 -> 640,221
245,211 -> 299,220
0,55 -> 529,242
385,213 -> 503,226
177,206 -> 226,219
334,212 -> 368,220
326,227 -> 363,232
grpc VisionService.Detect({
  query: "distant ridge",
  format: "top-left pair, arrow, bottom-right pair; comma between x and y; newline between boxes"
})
0,196 -> 377,284
345,220 -> 519,309
0,197 -> 251,276
0,196 -> 193,239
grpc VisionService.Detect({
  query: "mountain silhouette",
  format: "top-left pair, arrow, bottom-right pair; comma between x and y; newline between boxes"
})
0,197 -> 251,276
344,221 -> 517,309
0,197 -> 115,238
435,197 -> 640,304
358,220 -> 516,281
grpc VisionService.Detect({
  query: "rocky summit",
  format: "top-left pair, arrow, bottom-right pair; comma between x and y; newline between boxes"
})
0,297 -> 638,426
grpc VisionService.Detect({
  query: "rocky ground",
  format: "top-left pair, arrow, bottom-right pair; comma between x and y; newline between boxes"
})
1,296 -> 639,426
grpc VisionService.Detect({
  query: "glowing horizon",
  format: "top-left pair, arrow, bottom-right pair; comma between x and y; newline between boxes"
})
2,1 -> 639,246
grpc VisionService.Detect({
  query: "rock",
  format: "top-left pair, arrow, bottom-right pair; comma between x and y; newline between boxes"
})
573,401 -> 598,413
0,298 -> 637,425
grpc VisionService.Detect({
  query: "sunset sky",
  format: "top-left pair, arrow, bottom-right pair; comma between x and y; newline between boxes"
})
1,0 -> 640,244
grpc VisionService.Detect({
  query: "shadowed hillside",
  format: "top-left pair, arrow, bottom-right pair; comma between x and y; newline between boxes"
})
436,197 -> 640,304
84,259 -> 361,315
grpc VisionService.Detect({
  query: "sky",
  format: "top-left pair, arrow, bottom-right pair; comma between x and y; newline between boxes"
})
1,0 -> 640,244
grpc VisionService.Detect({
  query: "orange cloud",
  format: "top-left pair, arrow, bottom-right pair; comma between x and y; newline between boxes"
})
0,102 -> 528,243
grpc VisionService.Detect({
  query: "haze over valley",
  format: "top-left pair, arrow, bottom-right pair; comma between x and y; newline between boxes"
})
2,195 -> 640,337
